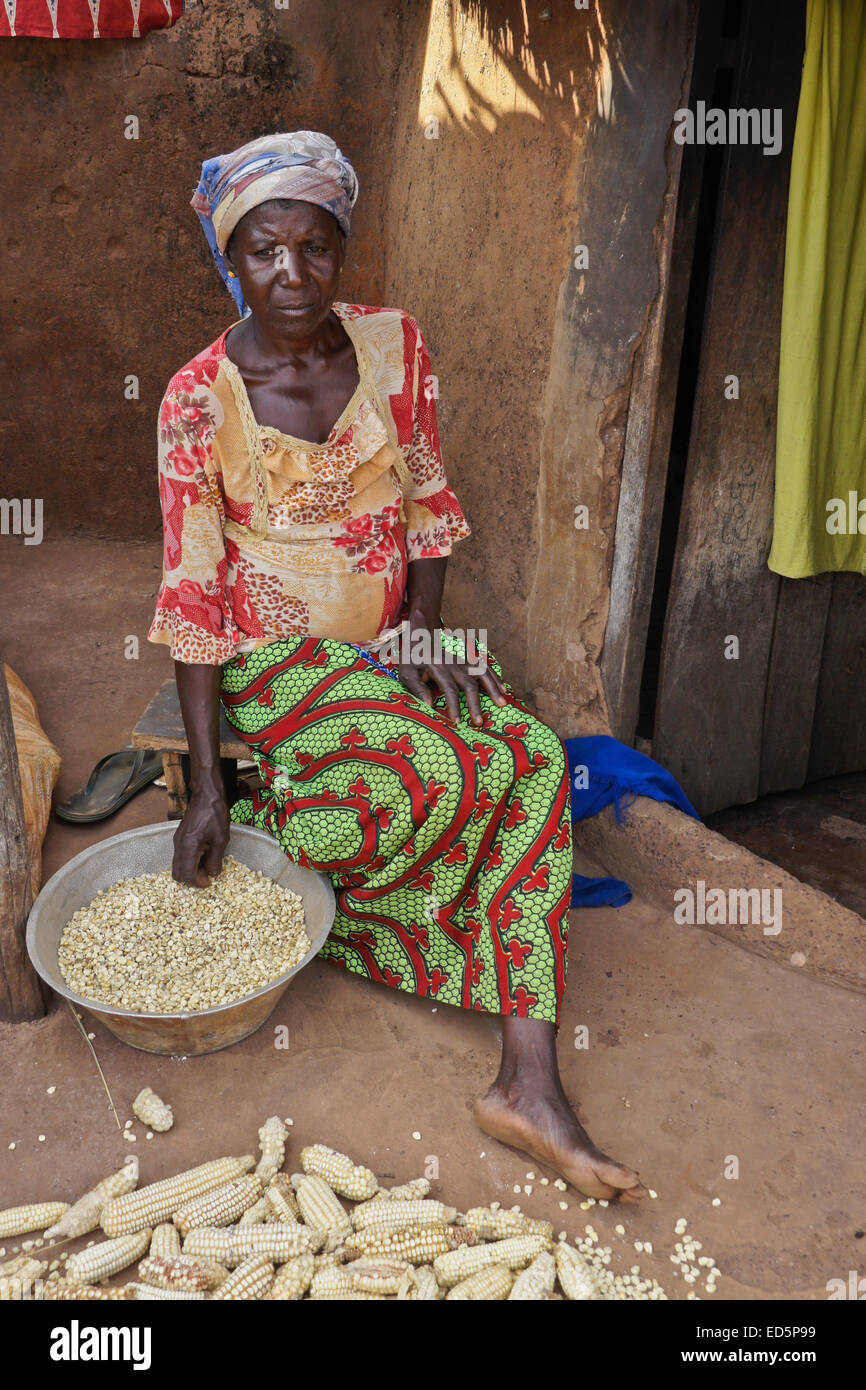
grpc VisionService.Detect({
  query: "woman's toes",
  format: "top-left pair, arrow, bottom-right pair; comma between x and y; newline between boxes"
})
616,1186 -> 648,1205
590,1157 -> 646,1198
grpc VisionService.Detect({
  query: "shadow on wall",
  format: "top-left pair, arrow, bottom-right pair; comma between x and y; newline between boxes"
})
384,0 -> 638,689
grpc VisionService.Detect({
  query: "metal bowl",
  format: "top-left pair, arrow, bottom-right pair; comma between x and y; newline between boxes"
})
26,822 -> 335,1056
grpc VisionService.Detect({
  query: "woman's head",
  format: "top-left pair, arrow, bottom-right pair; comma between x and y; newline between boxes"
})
191,131 -> 358,320
224,197 -> 345,335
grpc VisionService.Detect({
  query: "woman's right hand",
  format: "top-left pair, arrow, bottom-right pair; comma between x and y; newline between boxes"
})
172,781 -> 230,887
172,660 -> 230,887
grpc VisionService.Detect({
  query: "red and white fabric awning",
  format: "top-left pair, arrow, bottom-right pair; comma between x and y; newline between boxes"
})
0,0 -> 183,38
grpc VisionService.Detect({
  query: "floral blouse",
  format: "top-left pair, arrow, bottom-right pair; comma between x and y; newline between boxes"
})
147,303 -> 471,665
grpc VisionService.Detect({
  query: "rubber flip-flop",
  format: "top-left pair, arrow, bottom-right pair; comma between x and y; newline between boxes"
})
55,748 -> 165,824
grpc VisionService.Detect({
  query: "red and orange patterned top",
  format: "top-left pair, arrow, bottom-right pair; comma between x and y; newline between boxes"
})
148,303 -> 471,665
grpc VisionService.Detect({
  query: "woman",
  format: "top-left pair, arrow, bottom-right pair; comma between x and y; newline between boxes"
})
149,131 -> 644,1202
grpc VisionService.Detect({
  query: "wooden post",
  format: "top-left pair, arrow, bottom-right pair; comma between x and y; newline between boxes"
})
0,659 -> 45,1020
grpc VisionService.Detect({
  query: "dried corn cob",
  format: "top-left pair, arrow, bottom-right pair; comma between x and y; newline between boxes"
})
46,1162 -> 138,1241
554,1242 -> 599,1301
238,1196 -> 273,1227
132,1087 -> 173,1132
509,1252 -> 556,1300
442,1225 -> 479,1248
138,1253 -> 228,1292
400,1265 -> 440,1300
234,1222 -> 324,1261
343,1224 -> 456,1264
128,1283 -> 207,1301
447,1266 -> 513,1300
384,1178 -> 431,1201
265,1254 -> 316,1300
183,1222 -> 321,1265
179,1228 -> 239,1265
1,1259 -> 47,1300
149,1223 -> 181,1257
211,1254 -> 274,1300
344,1257 -> 413,1295
40,1280 -> 134,1301
462,1206 -> 553,1242
352,1198 -> 457,1234
308,1266 -> 386,1300
265,1189 -> 296,1224
313,1249 -> 347,1269
300,1144 -> 379,1201
0,1203 -> 69,1238
265,1174 -> 300,1224
255,1117 -> 287,1184
173,1176 -> 261,1236
291,1174 -> 352,1248
67,1229 -> 151,1284
433,1232 -> 550,1288
0,1254 -> 46,1281
101,1155 -> 254,1236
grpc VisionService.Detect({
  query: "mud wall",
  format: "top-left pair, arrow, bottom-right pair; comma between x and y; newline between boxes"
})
1,0 -> 402,534
2,0 -> 695,731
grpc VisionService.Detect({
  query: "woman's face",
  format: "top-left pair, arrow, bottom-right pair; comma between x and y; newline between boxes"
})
224,198 -> 346,335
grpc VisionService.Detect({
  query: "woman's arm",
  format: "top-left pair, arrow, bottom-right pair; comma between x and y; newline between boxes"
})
405,554 -> 446,630
172,661 -> 230,887
147,376 -> 239,886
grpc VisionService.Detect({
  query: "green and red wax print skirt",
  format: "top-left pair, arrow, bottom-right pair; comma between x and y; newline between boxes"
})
219,634 -> 571,1024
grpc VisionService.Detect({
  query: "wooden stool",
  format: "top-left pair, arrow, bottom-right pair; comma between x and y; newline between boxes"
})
132,680 -> 249,820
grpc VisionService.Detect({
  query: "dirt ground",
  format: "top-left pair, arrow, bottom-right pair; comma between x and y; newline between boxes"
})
2,539 -> 864,1300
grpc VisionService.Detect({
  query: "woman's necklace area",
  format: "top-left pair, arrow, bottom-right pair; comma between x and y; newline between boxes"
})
228,322 -> 363,449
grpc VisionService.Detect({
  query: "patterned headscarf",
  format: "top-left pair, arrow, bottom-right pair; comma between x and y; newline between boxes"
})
191,131 -> 359,317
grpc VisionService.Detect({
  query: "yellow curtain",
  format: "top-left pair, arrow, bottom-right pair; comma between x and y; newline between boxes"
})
769,0 -> 866,577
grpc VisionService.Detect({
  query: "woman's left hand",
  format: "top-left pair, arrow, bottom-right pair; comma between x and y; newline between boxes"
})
396,624 -> 509,729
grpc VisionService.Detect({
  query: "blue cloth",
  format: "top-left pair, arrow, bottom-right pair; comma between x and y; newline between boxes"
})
566,734 -> 699,824
565,735 -> 699,909
571,873 -> 633,908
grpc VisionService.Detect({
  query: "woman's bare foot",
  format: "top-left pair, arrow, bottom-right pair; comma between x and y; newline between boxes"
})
474,1082 -> 646,1203
479,1014 -> 647,1203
